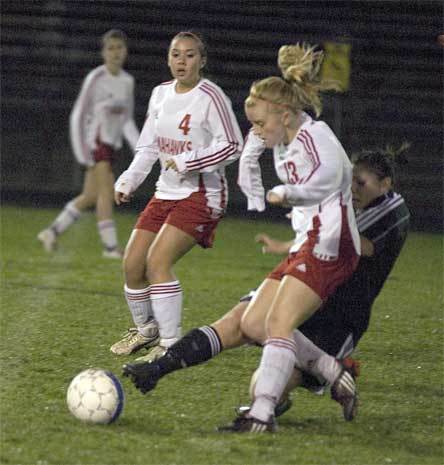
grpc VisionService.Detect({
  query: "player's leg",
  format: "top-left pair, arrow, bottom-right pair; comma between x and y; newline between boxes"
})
238,276 -> 321,429
240,278 -> 281,344
289,302 -> 361,421
37,167 -> 96,252
123,270 -> 283,396
245,276 -> 358,431
110,228 -> 159,355
123,300 -> 251,393
139,192 -> 224,362
243,323 -> 360,422
94,160 -> 121,258
235,365 -> 301,419
219,277 -> 321,432
139,224 -> 197,360
74,166 -> 99,210
212,300 -> 252,349
237,231 -> 360,432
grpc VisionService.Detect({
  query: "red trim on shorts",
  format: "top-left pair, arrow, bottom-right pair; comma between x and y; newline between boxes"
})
93,135 -> 115,163
268,206 -> 359,301
135,192 -> 223,249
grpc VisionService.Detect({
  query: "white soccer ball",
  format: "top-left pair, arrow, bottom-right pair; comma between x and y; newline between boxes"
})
66,368 -> 124,424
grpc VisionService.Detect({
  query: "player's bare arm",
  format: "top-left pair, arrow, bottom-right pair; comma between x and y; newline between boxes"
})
255,234 -> 293,255
360,235 -> 375,256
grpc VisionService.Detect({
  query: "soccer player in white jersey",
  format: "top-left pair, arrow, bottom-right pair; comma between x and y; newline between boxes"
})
228,43 -> 361,432
123,43 -> 360,431
37,29 -> 139,258
120,146 -> 410,430
109,32 -> 243,358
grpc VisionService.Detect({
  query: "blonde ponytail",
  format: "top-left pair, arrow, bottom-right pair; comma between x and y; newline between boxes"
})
278,43 -> 323,84
246,42 -> 340,117
279,43 -> 340,116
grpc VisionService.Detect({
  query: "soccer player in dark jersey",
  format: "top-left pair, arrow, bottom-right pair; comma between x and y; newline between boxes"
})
123,146 -> 410,430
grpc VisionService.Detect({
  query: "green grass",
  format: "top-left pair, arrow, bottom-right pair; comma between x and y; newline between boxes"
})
1,205 -> 443,465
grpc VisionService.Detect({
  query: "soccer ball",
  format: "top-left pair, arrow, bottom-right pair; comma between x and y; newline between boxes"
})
66,368 -> 124,424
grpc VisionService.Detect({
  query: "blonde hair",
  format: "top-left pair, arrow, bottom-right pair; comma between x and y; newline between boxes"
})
246,43 -> 339,117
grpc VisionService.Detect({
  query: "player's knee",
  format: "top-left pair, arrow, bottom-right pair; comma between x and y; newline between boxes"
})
84,195 -> 96,207
213,317 -> 243,348
123,255 -> 146,288
265,312 -> 292,338
240,312 -> 264,343
145,254 -> 171,282
75,194 -> 95,210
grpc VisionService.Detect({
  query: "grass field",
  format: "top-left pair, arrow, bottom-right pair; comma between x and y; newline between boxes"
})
1,204 -> 443,465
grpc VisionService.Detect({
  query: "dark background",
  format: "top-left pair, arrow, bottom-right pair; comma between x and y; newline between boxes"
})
1,0 -> 443,230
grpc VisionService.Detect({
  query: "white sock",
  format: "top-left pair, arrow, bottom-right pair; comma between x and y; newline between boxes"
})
98,219 -> 118,250
124,285 -> 154,336
150,280 -> 182,348
291,329 -> 340,384
250,337 -> 297,423
312,353 -> 342,385
50,200 -> 81,235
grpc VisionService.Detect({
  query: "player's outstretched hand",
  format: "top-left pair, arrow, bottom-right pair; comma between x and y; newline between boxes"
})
122,361 -> 160,394
114,190 -> 132,205
255,233 -> 292,255
266,186 -> 291,208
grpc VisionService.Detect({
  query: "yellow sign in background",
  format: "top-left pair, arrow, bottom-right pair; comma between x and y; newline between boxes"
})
321,42 -> 352,92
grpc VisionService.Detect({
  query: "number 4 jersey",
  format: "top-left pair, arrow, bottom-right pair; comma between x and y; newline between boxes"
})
115,78 -> 243,212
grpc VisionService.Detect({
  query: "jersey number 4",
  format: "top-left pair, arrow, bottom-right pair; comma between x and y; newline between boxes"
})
179,114 -> 192,136
284,161 -> 299,184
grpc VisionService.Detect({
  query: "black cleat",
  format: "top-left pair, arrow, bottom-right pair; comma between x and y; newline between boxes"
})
122,360 -> 161,394
331,365 -> 358,421
217,413 -> 277,433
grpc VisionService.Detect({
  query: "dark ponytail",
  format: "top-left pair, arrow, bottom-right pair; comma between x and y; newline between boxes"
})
352,142 -> 410,185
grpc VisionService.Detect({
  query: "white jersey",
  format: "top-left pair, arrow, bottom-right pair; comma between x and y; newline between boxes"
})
115,78 -> 243,211
239,112 -> 360,259
70,65 -> 139,166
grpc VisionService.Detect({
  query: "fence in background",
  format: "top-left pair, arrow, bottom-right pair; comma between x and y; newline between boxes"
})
1,1 -> 443,230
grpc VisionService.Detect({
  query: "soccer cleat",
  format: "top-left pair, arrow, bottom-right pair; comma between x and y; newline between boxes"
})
331,363 -> 359,421
217,413 -> 277,433
102,248 -> 123,259
122,360 -> 162,394
134,345 -> 167,363
37,228 -> 57,252
110,326 -> 160,355
236,395 -> 293,419
341,357 -> 361,378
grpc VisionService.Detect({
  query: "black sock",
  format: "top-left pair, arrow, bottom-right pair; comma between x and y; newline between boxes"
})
156,326 -> 222,376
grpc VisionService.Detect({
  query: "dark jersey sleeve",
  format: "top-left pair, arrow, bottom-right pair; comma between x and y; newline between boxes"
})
320,197 -> 410,342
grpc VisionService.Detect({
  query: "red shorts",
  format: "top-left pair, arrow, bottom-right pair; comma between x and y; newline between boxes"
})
93,142 -> 115,164
135,192 -> 223,248
268,207 -> 359,301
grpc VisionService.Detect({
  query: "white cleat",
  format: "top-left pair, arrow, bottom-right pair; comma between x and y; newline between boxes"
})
331,369 -> 358,421
110,325 -> 160,355
37,228 -> 57,252
102,248 -> 123,259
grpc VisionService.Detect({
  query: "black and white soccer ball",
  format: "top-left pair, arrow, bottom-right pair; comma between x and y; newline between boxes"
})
66,368 -> 124,424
